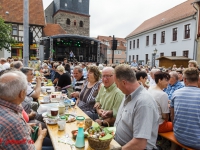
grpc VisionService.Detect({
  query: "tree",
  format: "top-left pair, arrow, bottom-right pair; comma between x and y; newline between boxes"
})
0,17 -> 16,51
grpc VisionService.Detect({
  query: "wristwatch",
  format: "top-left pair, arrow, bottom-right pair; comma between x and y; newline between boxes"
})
101,120 -> 104,126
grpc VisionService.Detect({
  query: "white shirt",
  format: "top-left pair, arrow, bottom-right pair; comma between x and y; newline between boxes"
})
2,62 -> 10,69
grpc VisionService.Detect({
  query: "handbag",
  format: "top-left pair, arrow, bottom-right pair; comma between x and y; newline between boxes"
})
31,126 -> 39,142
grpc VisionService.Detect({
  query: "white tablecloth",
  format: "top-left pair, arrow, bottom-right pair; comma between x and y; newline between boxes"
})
37,103 -> 59,114
41,86 -> 55,92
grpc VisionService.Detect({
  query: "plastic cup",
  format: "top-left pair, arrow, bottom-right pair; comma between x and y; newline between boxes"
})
43,96 -> 50,102
57,119 -> 66,131
84,118 -> 92,130
58,105 -> 65,115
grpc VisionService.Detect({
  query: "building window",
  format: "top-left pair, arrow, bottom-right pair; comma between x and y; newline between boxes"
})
129,41 -> 132,49
114,50 -> 121,54
183,50 -> 189,57
171,51 -> 176,56
172,28 -> 177,41
117,42 -> 120,46
105,41 -> 109,46
136,55 -> 139,62
146,36 -> 149,46
184,24 -> 190,39
12,25 -> 18,35
145,54 -> 148,64
161,31 -> 165,43
79,21 -> 83,27
107,50 -> 111,54
153,34 -> 156,45
123,42 -> 126,47
133,40 -> 135,49
137,39 -> 139,48
115,60 -> 119,64
66,18 -> 70,25
74,20 -> 76,26
129,55 -> 131,62
160,53 -> 164,57
132,55 -> 134,61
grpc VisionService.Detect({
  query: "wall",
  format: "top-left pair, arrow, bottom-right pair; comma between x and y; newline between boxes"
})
45,2 -> 54,23
126,17 -> 196,66
59,0 -> 89,15
54,12 -> 89,36
107,49 -> 126,64
0,49 -> 11,58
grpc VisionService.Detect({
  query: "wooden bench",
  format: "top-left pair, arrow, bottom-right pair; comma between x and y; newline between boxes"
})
159,132 -> 194,150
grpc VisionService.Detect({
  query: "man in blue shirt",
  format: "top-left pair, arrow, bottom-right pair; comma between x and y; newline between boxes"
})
131,60 -> 138,67
171,67 -> 200,149
164,71 -> 184,100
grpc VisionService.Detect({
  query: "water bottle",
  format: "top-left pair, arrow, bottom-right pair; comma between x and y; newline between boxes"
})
75,122 -> 85,148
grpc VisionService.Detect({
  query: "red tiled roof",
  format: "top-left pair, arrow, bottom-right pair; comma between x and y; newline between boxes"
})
0,0 -> 45,26
126,0 -> 196,38
43,24 -> 67,36
97,35 -> 126,50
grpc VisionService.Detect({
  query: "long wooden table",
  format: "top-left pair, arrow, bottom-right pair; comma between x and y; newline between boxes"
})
38,96 -> 121,150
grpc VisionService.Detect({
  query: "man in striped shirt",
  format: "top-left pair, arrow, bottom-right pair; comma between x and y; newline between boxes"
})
71,66 -> 85,98
171,67 -> 200,149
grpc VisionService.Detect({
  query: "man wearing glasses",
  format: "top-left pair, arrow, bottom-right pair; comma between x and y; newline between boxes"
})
21,67 -> 42,115
94,67 -> 124,126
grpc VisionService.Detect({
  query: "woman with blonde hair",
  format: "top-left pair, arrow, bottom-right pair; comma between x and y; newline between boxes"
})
56,65 -> 71,91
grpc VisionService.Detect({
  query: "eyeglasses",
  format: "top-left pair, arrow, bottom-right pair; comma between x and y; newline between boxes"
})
102,75 -> 113,78
28,73 -> 33,76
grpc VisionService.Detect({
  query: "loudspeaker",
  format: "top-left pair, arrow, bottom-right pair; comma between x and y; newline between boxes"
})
112,40 -> 117,50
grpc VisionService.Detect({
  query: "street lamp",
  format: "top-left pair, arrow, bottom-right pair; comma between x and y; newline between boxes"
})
153,48 -> 157,54
152,48 -> 158,67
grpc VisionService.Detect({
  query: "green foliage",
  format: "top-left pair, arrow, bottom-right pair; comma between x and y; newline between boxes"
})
0,17 -> 16,51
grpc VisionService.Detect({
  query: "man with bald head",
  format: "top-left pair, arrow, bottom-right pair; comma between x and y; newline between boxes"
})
164,71 -> 184,100
94,67 -> 124,126
0,71 -> 47,149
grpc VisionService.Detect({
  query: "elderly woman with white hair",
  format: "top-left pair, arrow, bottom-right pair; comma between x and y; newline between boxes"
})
41,63 -> 50,79
56,65 -> 71,91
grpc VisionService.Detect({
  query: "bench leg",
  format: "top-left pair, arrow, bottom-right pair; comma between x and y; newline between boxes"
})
170,142 -> 177,150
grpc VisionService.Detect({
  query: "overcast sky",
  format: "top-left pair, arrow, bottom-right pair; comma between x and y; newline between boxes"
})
43,0 -> 186,38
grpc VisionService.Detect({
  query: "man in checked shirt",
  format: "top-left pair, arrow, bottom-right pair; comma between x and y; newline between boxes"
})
0,70 -> 47,150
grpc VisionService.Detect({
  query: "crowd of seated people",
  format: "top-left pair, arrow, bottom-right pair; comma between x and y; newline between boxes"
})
1,57 -> 200,150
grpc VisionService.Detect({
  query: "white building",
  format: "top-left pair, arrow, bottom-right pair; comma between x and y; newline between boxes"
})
126,0 -> 198,67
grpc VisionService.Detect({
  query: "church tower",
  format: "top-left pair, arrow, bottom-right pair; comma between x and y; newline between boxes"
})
45,0 -> 90,36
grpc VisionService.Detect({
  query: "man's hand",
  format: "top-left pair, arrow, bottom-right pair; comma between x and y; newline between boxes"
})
95,119 -> 102,126
37,124 -> 47,139
27,123 -> 36,133
29,111 -> 36,120
94,102 -> 101,109
70,92 -> 79,98
36,76 -> 42,83
101,110 -> 113,119
97,109 -> 104,117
